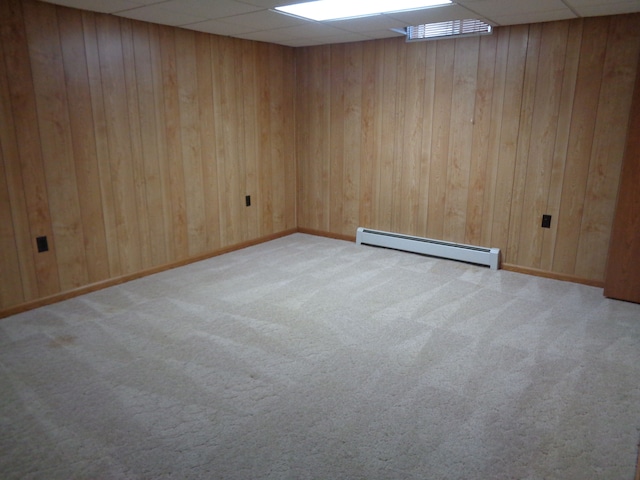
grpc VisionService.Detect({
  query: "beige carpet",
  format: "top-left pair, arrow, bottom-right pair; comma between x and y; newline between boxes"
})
1,233 -> 640,479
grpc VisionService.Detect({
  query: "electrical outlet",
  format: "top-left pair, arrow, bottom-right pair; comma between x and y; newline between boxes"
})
36,236 -> 49,252
541,214 -> 552,229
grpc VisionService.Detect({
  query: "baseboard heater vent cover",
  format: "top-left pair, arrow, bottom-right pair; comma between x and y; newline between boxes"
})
356,227 -> 500,270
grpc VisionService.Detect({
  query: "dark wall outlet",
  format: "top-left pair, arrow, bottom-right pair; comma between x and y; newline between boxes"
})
36,236 -> 49,252
541,214 -> 552,228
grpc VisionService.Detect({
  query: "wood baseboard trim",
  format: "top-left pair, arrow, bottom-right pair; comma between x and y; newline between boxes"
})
0,229 -> 297,319
2,229 -> 605,318
298,229 -> 605,288
501,263 -> 604,288
296,227 -> 356,242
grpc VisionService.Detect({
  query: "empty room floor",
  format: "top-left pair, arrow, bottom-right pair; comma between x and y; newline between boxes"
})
2,233 -> 639,479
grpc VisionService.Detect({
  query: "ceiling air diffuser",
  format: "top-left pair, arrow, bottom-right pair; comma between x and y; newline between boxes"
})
401,18 -> 492,41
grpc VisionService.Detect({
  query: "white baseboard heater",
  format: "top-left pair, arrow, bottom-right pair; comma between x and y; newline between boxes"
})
356,227 -> 501,270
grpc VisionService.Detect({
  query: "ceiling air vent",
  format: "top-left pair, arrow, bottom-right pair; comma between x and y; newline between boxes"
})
400,19 -> 492,42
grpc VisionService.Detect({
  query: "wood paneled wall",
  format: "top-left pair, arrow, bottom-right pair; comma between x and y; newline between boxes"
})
604,48 -> 640,303
2,0 -> 639,313
0,0 -> 296,311
296,15 -> 640,284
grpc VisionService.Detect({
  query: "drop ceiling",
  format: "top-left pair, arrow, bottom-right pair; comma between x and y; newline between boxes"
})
38,0 -> 640,47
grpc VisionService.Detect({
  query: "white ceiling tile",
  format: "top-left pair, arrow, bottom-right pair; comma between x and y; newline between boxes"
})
127,0 -> 170,5
278,38 -> 328,47
325,15 -> 408,32
116,5 -> 206,26
564,0 -> 640,16
574,4 -> 640,16
360,29 -> 408,39
183,19 -> 257,35
155,0 -> 261,19
273,22 -> 353,38
322,32 -> 373,43
457,0 -> 570,16
219,9 -> 308,29
246,28 -> 370,46
385,4 -> 486,23
235,29 -> 298,43
317,32 -> 377,44
239,0 -> 316,7
563,0 -> 640,6
489,9 -> 578,26
39,0 -> 142,13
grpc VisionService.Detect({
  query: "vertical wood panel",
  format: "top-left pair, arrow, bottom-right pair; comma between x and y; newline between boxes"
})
541,19 -> 583,272
308,45 -> 331,230
212,36 -> 239,245
517,21 -> 568,268
159,25 -> 188,259
417,42 -> 437,236
378,40 -> 400,232
131,21 -> 169,267
241,40 -> 259,240
0,0 -> 59,297
264,43 -> 280,235
282,45 -> 298,229
444,37 -> 479,243
342,43 -> 363,234
390,39 -> 407,234
575,16 -> 640,279
0,15 -> 34,303
358,41 -> 379,231
490,26 -> 528,255
553,18 -> 607,274
24,1 -> 88,290
508,23 -> 541,265
231,38 -> 247,243
195,33 -> 220,252
175,29 -> 206,256
121,19 -> 153,270
147,23 -> 174,262
96,14 -> 142,275
82,11 -> 121,277
0,142 -> 23,306
480,28 -> 509,248
329,44 -> 345,233
604,46 -> 640,303
399,42 -> 423,235
427,40 -> 454,239
467,34 -> 497,247
58,7 -> 110,282
295,47 -> 309,229
269,44 -> 297,233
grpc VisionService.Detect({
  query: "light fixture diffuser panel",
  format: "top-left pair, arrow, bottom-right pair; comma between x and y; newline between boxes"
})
275,0 -> 452,22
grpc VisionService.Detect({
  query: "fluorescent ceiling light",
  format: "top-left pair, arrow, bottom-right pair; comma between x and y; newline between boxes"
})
275,0 -> 452,22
